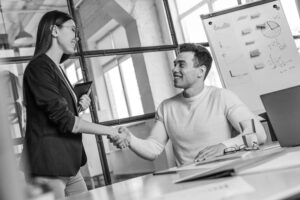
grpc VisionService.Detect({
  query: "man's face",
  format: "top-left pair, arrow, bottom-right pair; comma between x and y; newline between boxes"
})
172,51 -> 203,89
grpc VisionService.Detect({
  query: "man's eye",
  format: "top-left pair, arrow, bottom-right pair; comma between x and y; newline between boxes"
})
174,62 -> 184,67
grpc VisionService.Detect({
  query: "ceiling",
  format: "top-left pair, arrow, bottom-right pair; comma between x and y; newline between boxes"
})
0,0 -> 69,47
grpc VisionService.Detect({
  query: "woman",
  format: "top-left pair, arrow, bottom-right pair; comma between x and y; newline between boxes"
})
21,10 -> 118,198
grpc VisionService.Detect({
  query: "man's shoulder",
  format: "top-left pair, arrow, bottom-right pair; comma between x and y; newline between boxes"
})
161,93 -> 182,104
205,86 -> 223,97
206,86 -> 236,97
156,93 -> 182,111
217,87 -> 239,99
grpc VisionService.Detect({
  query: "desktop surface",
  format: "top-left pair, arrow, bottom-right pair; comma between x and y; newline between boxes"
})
60,145 -> 300,200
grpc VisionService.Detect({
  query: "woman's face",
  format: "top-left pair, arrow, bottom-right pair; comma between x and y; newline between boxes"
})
56,19 -> 78,54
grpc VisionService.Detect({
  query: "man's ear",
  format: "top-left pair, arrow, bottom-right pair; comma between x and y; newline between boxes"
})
197,65 -> 206,78
50,25 -> 58,37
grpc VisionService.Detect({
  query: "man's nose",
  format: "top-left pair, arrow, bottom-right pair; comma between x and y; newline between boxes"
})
172,64 -> 179,73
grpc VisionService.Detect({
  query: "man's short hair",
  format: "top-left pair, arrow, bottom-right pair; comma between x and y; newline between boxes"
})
179,43 -> 213,79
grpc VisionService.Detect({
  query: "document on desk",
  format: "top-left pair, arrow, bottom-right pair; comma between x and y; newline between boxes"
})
162,177 -> 254,200
154,151 -> 251,175
153,163 -> 215,175
153,153 -> 242,175
174,150 -> 284,183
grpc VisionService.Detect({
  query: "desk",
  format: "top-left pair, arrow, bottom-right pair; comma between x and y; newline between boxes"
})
60,146 -> 300,200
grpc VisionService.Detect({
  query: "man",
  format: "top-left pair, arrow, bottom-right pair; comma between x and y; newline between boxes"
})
112,43 -> 266,166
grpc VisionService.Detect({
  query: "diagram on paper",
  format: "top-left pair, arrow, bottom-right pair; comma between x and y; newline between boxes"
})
260,21 -> 281,38
221,53 -> 249,77
267,38 -> 286,51
267,54 -> 294,73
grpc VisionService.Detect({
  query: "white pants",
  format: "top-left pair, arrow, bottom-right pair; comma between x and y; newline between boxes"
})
34,171 -> 88,199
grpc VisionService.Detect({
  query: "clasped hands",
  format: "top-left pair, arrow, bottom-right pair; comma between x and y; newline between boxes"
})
108,127 -> 131,149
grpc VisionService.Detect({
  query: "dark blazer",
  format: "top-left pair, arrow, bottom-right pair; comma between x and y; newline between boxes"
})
21,54 -> 87,177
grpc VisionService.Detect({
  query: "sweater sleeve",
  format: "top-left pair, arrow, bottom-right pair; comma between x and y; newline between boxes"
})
221,89 -> 267,147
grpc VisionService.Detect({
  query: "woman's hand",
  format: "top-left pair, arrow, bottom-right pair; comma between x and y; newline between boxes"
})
78,94 -> 91,111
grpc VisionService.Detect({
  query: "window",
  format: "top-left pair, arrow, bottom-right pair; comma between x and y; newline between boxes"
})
66,63 -> 78,85
181,4 -> 209,43
64,61 -> 84,85
213,0 -> 239,12
104,57 -> 144,119
281,0 -> 300,36
120,58 -> 144,116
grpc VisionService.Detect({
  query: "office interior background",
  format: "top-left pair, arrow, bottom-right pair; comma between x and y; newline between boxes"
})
0,0 -> 300,189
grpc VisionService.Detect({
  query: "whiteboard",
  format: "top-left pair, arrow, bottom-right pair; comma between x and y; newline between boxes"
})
201,0 -> 300,113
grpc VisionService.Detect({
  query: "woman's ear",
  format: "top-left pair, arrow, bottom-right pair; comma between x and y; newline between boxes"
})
50,25 -> 58,37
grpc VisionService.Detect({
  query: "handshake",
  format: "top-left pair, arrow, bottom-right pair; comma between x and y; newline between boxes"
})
108,127 -> 132,149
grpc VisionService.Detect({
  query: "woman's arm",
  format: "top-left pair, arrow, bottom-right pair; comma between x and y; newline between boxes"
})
72,117 -> 118,136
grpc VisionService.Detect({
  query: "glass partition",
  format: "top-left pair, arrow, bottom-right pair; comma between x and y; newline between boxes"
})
0,0 -> 69,58
0,62 -> 26,157
76,0 -> 174,51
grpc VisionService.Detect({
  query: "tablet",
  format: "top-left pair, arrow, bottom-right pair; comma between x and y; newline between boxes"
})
73,81 -> 93,98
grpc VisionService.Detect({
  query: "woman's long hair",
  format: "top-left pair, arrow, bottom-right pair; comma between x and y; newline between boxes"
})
33,10 -> 72,63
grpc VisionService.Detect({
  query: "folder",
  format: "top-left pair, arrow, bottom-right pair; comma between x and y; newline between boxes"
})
154,151 -> 250,175
174,149 -> 284,183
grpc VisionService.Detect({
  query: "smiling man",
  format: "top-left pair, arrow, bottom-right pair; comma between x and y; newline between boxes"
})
111,43 -> 266,166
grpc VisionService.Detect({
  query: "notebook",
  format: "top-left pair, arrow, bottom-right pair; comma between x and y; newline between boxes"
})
260,85 -> 300,147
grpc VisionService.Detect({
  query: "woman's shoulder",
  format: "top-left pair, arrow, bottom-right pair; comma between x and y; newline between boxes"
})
24,54 -> 56,78
26,54 -> 53,71
28,54 -> 50,65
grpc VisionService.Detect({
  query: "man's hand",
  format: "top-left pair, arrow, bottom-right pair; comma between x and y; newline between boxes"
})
78,94 -> 91,111
108,126 -> 131,149
194,143 -> 226,162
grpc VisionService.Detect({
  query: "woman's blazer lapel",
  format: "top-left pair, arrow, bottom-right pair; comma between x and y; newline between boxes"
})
53,66 -> 78,114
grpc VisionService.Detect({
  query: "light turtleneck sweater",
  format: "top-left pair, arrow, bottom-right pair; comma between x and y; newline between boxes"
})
154,86 -> 263,166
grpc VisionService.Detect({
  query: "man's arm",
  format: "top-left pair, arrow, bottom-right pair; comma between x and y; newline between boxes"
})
194,112 -> 266,162
111,120 -> 169,161
222,108 -> 267,148
194,90 -> 267,162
